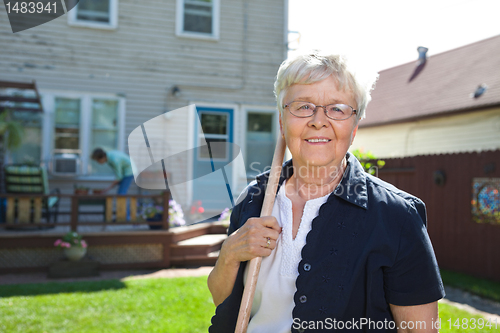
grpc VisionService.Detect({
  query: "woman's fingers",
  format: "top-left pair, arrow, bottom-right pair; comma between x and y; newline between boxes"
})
258,216 -> 282,233
246,216 -> 281,239
222,216 -> 281,262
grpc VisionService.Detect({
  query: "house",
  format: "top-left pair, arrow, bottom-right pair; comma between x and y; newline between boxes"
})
349,35 -> 500,281
0,0 -> 287,215
352,35 -> 500,158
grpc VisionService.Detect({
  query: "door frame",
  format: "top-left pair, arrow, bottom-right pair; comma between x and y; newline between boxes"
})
187,102 -> 239,207
241,104 -> 280,179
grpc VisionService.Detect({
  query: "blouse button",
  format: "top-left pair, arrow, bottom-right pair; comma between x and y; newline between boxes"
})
303,263 -> 311,271
299,295 -> 307,303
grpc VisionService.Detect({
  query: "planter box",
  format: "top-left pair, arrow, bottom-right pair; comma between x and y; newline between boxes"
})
48,258 -> 100,278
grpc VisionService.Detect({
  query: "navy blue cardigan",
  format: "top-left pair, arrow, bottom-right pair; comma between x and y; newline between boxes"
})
209,153 -> 445,332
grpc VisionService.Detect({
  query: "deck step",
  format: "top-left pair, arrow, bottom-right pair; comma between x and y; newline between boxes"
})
176,234 -> 227,246
170,254 -> 219,266
170,234 -> 226,261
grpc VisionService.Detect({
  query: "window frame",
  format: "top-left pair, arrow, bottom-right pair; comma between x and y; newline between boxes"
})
40,90 -> 126,180
68,0 -> 119,30
197,110 -> 230,162
241,105 -> 280,179
176,0 -> 220,41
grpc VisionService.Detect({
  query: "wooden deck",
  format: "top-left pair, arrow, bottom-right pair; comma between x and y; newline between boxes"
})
0,191 -> 227,274
0,221 -> 227,274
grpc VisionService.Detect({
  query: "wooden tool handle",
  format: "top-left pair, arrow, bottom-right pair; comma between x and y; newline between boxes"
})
235,135 -> 287,333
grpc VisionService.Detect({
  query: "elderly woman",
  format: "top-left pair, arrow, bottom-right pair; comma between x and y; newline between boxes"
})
208,52 -> 445,332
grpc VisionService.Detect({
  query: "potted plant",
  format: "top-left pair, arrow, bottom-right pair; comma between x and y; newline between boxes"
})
141,199 -> 186,229
92,188 -> 106,195
74,184 -> 90,195
54,232 -> 88,261
188,200 -> 205,222
218,207 -> 232,228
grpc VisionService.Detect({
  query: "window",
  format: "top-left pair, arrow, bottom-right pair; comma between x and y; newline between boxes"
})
41,92 -> 125,178
245,111 -> 276,178
176,0 -> 220,40
198,111 -> 228,160
90,99 -> 119,175
54,98 -> 80,152
68,0 -> 118,30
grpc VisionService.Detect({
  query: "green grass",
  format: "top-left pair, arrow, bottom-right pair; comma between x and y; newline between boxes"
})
0,276 -> 215,333
439,302 -> 498,332
441,269 -> 500,303
2,272 -> 499,333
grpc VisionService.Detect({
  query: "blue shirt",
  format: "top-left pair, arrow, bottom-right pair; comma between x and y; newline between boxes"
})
209,153 -> 445,332
106,150 -> 133,180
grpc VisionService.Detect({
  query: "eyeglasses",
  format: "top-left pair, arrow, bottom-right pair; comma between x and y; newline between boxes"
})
284,101 -> 357,121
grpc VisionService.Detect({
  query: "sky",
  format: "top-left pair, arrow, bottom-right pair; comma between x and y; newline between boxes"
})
288,0 -> 500,72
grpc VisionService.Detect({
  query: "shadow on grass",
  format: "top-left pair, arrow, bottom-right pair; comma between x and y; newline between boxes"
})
440,269 -> 500,303
0,279 -> 126,298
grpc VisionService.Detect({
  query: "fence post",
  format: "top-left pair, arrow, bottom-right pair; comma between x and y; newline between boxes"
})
70,196 -> 78,232
162,191 -> 170,231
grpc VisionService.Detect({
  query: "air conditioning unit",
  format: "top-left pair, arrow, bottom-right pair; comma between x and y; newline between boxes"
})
51,154 -> 81,176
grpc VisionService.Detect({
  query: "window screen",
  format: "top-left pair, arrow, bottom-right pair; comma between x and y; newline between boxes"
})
90,99 -> 119,175
77,0 -> 111,23
183,0 -> 213,34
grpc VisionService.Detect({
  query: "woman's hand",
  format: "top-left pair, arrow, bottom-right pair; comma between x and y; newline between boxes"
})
208,216 -> 281,306
221,216 -> 282,264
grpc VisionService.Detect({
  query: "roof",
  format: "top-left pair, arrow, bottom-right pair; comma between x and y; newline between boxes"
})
361,35 -> 500,128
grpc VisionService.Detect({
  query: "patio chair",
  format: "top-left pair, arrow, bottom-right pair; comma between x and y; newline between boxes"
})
4,164 -> 60,225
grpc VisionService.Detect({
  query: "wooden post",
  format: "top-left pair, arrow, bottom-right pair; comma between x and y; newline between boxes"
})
6,197 -> 15,224
33,197 -> 42,223
18,198 -> 31,223
130,197 -> 137,222
162,191 -> 170,230
105,197 -> 113,222
70,196 -> 78,232
115,197 -> 127,222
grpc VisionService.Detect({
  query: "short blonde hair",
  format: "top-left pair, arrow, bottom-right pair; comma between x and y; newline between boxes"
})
274,51 -> 378,122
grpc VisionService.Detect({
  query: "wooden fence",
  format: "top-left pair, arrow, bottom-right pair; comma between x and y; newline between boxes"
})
378,150 -> 500,281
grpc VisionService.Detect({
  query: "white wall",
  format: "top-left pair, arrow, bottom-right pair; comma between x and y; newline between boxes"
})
350,107 -> 500,158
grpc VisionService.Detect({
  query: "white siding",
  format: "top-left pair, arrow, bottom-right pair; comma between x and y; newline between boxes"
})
350,107 -> 500,158
0,0 -> 286,207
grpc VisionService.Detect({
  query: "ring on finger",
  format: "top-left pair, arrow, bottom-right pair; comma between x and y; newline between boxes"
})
266,237 -> 271,248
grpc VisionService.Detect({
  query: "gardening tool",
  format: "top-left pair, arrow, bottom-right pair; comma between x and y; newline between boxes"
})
235,135 -> 287,333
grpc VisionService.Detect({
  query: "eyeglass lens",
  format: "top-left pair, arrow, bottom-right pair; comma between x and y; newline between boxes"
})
287,101 -> 354,120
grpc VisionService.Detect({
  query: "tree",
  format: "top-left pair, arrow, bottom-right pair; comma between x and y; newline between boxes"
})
0,110 -> 24,193
0,111 -> 24,149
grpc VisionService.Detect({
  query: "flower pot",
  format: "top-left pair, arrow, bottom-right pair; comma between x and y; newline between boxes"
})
147,214 -> 163,230
64,246 -> 87,261
74,189 -> 89,195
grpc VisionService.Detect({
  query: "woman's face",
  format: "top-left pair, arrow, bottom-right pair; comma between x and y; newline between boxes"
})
280,75 -> 358,173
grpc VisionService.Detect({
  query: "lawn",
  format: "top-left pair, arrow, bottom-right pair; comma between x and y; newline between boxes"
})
1,273 -> 499,333
0,276 -> 215,333
441,269 -> 500,303
439,302 -> 497,333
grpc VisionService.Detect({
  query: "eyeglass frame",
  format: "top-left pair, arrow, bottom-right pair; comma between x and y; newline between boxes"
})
283,101 -> 357,121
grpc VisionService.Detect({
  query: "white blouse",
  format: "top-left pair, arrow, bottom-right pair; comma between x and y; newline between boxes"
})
244,181 -> 331,333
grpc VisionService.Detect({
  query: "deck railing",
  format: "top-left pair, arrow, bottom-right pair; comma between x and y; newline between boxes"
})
0,191 -> 171,232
